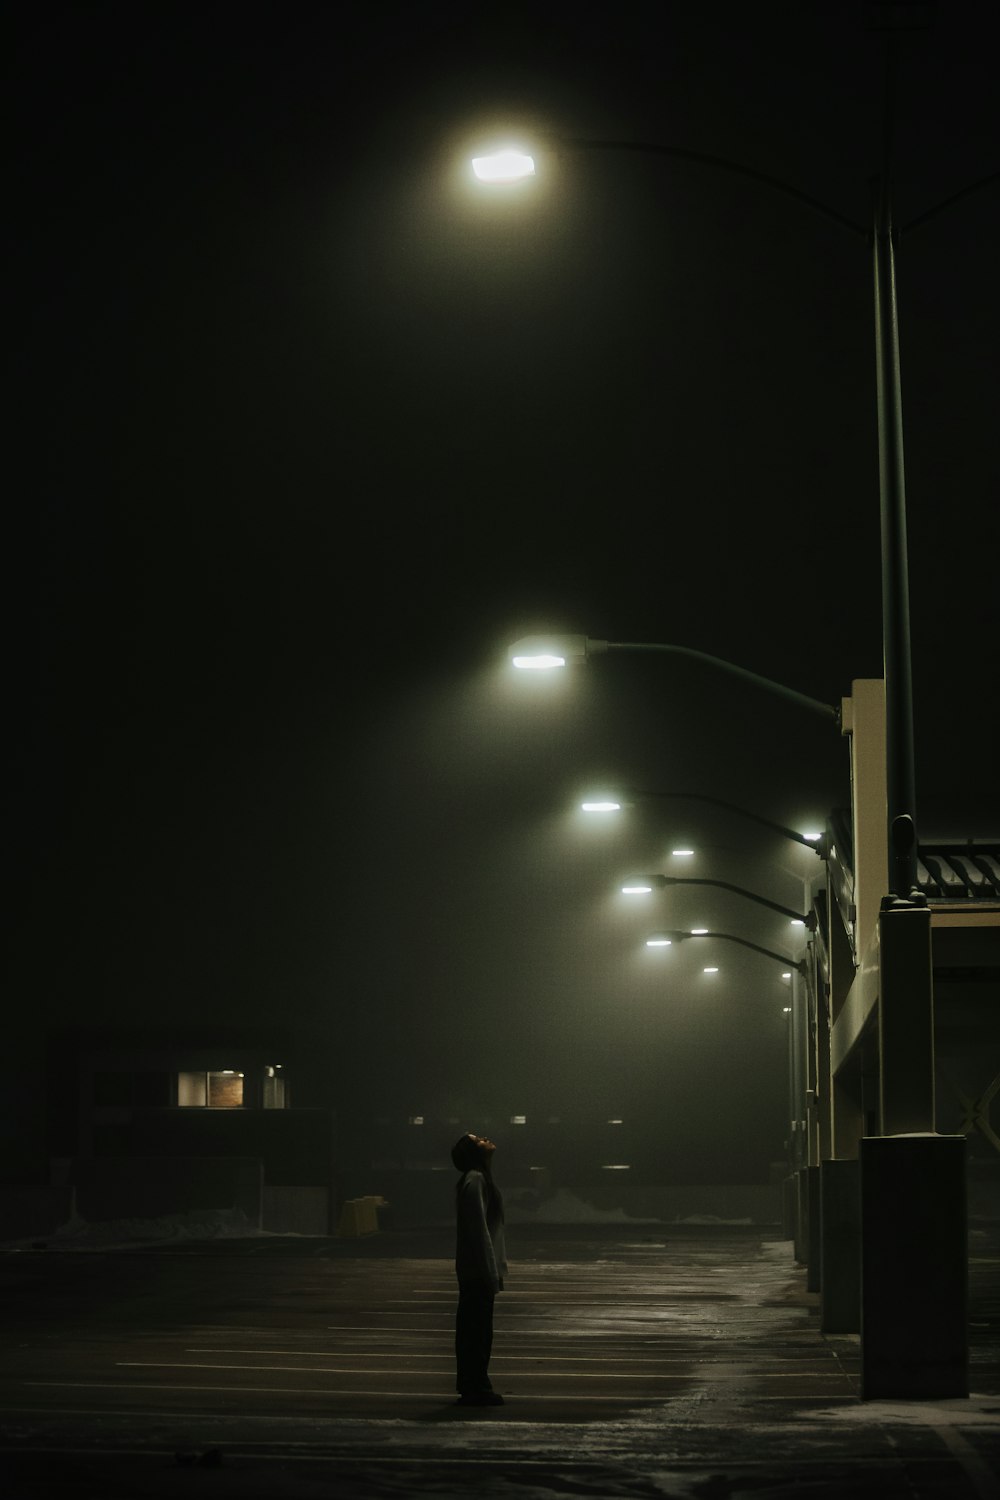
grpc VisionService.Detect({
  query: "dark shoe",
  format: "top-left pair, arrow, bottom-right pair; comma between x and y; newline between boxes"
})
455,1391 -> 504,1406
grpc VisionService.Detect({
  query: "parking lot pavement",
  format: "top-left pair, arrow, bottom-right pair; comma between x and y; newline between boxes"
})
1,1223 -> 998,1497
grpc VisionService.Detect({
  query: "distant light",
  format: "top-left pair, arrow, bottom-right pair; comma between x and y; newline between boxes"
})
608,1118 -> 623,1125
672,849 -> 695,858
790,918 -> 806,927
782,972 -> 792,980
646,937 -> 672,948
601,1164 -> 631,1171
408,1115 -> 424,1125
622,883 -> 653,895
510,1115 -> 526,1125
582,800 -> 622,813
802,831 -> 823,843
703,967 -> 719,974
472,149 -> 536,182
783,1006 -> 792,1013
512,652 -> 565,670
690,928 -> 709,935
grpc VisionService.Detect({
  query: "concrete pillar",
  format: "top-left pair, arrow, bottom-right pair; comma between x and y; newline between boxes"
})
878,903 -> 935,1134
833,1067 -> 864,1159
782,1174 -> 797,1240
794,1166 -> 809,1266
860,1134 -> 967,1398
815,978 -> 833,1164
820,1158 -> 860,1333
806,1163 -> 822,1293
842,680 -> 888,970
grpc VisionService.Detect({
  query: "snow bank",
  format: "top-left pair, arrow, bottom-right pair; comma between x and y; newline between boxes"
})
506,1188 -> 663,1225
4,1205 -> 271,1252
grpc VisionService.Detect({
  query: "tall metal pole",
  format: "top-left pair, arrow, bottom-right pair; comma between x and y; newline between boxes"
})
872,38 -> 918,901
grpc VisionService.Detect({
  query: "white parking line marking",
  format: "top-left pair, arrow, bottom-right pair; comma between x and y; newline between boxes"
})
22,1381 -> 663,1402
183,1348 -> 736,1365
112,1361 -> 810,1382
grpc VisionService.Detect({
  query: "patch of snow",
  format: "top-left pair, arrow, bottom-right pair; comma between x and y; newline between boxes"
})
673,1214 -> 753,1225
803,1397 -> 1000,1427
505,1188 -> 663,1225
3,1206 -> 279,1252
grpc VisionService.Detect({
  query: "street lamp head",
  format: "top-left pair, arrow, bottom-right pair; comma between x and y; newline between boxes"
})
510,634 -> 594,669
581,798 -> 623,814
621,874 -> 667,895
471,149 -> 536,183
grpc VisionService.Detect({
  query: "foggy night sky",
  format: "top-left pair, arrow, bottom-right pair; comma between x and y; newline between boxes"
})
14,2 -> 999,1181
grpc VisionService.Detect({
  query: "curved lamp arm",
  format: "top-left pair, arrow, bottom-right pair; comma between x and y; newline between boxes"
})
637,874 -> 813,926
600,641 -> 839,723
510,635 -> 839,724
559,137 -> 867,236
650,929 -> 807,974
622,788 -> 824,852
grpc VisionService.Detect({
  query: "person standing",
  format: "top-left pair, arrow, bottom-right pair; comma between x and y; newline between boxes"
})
451,1132 -> 507,1406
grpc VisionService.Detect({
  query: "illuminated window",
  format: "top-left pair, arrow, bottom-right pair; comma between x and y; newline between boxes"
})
263,1065 -> 286,1109
408,1115 -> 424,1126
177,1071 -> 244,1108
510,1115 -> 527,1125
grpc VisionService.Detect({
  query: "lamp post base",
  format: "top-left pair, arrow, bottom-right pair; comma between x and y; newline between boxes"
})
860,1133 -> 967,1399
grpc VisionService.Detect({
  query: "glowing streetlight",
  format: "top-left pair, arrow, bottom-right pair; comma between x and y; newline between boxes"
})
511,650 -> 564,669
471,149 -> 536,183
510,634 -> 589,669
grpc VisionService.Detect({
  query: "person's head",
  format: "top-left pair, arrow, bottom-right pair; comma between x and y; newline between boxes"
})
451,1132 -> 495,1175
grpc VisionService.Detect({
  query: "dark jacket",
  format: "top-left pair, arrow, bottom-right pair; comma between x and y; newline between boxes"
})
455,1169 -> 507,1291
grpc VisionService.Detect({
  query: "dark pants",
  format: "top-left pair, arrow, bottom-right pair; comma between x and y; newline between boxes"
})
455,1280 -> 495,1394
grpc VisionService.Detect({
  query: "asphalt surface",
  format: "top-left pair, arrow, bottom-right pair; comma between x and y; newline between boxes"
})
1,1222 -> 998,1497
